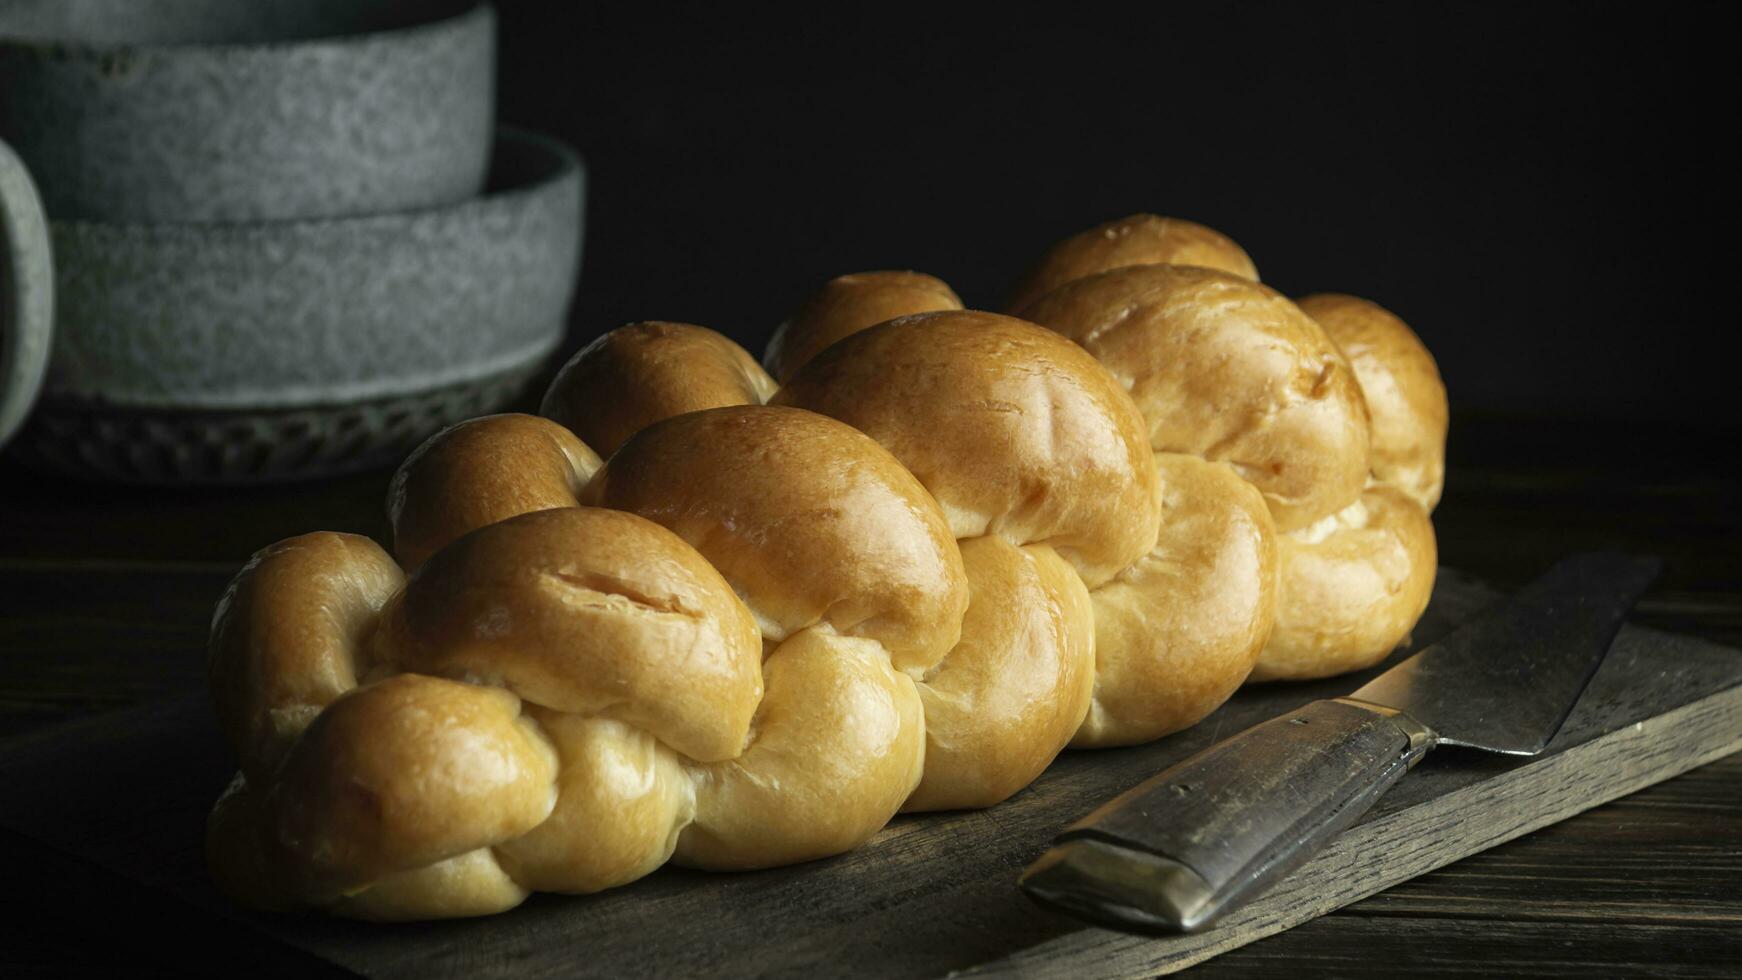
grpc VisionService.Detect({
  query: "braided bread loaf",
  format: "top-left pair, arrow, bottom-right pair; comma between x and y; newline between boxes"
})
402,313 -> 1200,805
205,216 -> 1445,920
209,409 -> 963,919
1010,215 -> 1445,681
769,311 -> 1276,749
545,309 -> 1273,755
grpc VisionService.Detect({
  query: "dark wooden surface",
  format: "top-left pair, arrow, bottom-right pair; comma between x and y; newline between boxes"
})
1,415 -> 1739,976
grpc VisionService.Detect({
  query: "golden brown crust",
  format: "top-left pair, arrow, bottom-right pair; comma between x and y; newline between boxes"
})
1253,484 -> 1438,681
212,214 -> 1450,920
492,711 -> 693,895
540,322 -> 776,458
580,404 -> 970,674
677,628 -> 925,868
387,414 -> 600,571
1014,237 -> 1444,686
1074,453 -> 1278,747
1298,294 -> 1448,512
214,398 -> 979,920
265,674 -> 559,897
208,531 -> 404,783
375,507 -> 764,763
904,537 -> 1094,811
205,504 -> 797,920
1019,264 -> 1371,533
208,674 -> 560,922
773,310 -> 1161,588
568,405 -> 957,866
764,270 -> 964,383
774,308 -> 1269,776
1007,213 -> 1258,312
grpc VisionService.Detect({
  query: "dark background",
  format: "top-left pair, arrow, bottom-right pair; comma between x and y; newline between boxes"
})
493,1 -> 1735,427
2,9 -> 1738,976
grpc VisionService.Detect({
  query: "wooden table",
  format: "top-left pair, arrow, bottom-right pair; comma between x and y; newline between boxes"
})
1,415 -> 1738,976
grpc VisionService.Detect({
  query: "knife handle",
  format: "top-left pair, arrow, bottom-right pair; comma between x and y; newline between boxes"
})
1021,698 -> 1435,934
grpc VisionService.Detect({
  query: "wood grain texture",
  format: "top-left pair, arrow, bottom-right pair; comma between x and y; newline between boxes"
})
1358,758 -> 1742,924
971,662 -> 1742,976
0,574 -> 1737,979
1172,916 -> 1742,979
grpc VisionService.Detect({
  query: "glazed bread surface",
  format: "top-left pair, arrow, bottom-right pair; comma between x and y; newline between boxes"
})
1015,231 -> 1440,681
1297,293 -> 1449,511
207,213 -> 1448,922
208,411 -> 954,918
764,270 -> 963,383
539,320 -> 778,457
774,309 -> 1277,752
1006,213 -> 1259,312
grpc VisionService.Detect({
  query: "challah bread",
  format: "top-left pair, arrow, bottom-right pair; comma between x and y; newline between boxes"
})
1018,264 -> 1370,533
1016,252 -> 1437,681
208,212 -> 1450,921
398,322 -> 776,575
770,311 -> 1125,788
387,413 -> 600,571
208,489 -> 939,919
1255,483 -> 1437,682
399,321 -> 1109,811
372,506 -> 763,763
539,321 -> 778,457
1007,213 -> 1259,312
249,673 -> 558,919
764,270 -> 964,382
905,534 -> 1095,809
1076,453 -> 1275,742
582,405 -> 1063,815
392,405 -> 950,845
578,406 -> 968,670
777,312 -> 1160,583
208,532 -> 404,789
775,310 -> 1275,750
208,511 -> 744,918
1297,293 -> 1448,511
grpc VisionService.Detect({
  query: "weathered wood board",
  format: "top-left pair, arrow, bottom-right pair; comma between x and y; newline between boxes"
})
1,571 -> 1739,978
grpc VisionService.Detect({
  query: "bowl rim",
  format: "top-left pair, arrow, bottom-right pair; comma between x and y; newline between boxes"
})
0,137 -> 54,450
0,0 -> 491,57
47,127 -> 582,239
37,125 -> 585,412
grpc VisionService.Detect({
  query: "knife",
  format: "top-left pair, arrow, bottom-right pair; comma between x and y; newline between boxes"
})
1019,552 -> 1662,934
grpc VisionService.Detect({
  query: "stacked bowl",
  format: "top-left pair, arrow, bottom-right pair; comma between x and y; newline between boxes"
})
0,0 -> 585,482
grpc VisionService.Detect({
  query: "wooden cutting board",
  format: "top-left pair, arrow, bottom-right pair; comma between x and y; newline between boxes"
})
2,570 -> 1739,978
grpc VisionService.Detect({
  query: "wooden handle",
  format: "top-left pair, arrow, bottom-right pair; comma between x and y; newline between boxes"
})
1021,698 -> 1434,933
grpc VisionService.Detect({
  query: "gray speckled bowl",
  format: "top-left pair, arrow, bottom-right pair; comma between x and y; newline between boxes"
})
0,136 -> 53,450
0,0 -> 495,223
10,127 -> 584,484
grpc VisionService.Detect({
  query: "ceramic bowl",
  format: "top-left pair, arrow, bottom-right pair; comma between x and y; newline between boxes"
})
0,136 -> 53,450
8,367 -> 544,484
0,0 -> 495,223
8,127 -> 585,484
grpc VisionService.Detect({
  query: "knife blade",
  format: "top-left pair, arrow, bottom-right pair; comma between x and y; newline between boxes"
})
1019,552 -> 1662,935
